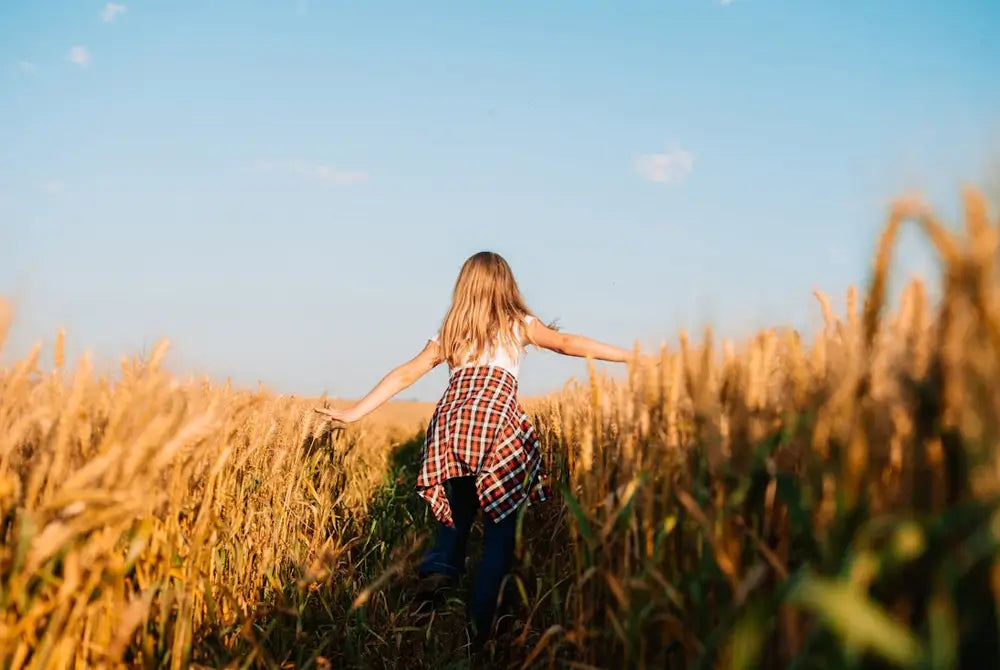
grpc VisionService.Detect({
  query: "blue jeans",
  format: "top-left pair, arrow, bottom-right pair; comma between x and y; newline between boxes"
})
417,476 -> 518,638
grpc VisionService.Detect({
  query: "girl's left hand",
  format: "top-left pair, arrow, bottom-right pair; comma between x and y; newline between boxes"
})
313,406 -> 359,423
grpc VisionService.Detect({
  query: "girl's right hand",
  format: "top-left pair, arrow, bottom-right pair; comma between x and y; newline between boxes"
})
314,406 -> 359,424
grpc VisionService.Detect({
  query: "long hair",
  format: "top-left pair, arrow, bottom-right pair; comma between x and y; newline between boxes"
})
438,251 -> 536,368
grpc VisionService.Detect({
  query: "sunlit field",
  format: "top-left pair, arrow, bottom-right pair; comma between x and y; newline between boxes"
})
3,189 -> 1000,669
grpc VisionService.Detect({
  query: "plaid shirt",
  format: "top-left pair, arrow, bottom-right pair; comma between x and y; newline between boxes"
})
416,365 -> 551,526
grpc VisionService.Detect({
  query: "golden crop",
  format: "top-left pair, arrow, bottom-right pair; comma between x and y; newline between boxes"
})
1,189 -> 998,669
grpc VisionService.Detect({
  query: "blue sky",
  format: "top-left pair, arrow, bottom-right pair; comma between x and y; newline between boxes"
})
2,1 -> 998,400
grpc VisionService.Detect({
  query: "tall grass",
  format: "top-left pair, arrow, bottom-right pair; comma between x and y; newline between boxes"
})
0,332 -> 406,668
519,188 -> 1000,668
1,188 -> 999,668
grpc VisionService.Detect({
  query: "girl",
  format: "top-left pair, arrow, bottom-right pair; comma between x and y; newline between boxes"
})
315,251 -> 643,644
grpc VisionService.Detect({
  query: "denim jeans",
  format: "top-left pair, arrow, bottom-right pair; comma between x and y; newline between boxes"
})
417,476 -> 518,638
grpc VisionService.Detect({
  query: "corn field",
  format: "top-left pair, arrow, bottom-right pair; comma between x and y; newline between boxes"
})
2,188 -> 1000,669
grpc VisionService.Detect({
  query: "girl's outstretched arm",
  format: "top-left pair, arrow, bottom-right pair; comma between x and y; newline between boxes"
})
526,318 -> 650,364
314,340 -> 443,424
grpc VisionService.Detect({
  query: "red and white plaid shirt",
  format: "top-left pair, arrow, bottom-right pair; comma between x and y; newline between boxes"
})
416,365 -> 551,526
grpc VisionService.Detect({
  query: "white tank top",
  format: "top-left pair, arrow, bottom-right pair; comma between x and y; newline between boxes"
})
429,315 -> 535,379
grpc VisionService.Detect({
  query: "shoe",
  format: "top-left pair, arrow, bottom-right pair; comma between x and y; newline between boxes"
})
467,618 -> 489,652
413,573 -> 453,613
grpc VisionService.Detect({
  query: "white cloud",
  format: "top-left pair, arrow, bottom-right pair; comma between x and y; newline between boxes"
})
41,180 -> 64,195
253,159 -> 369,186
719,0 -> 738,5
68,46 -> 91,68
635,148 -> 694,184
17,60 -> 37,74
102,3 -> 127,22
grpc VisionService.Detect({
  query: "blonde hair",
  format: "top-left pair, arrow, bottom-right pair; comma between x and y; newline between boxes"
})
438,251 -> 536,369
